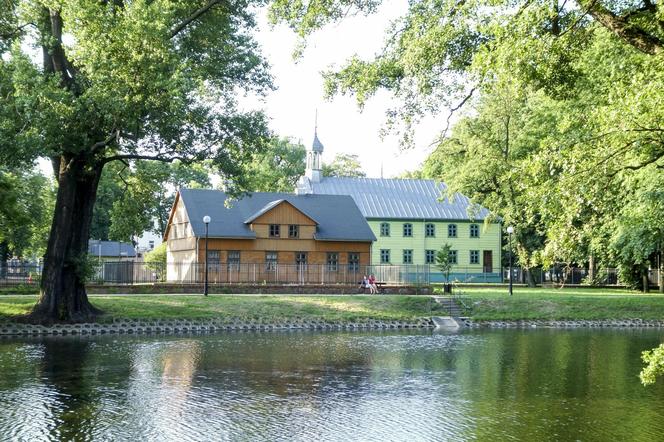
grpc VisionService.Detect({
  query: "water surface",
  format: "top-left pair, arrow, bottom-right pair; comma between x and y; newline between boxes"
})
1,328 -> 663,441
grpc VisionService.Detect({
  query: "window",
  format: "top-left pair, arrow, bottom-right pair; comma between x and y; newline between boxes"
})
265,251 -> 277,271
207,250 -> 221,269
228,250 -> 240,270
425,250 -> 435,264
348,253 -> 360,272
470,250 -> 479,264
148,240 -> 155,250
403,249 -> 413,264
288,225 -> 299,238
380,249 -> 390,264
296,252 -> 307,266
448,224 -> 457,238
425,223 -> 435,237
470,224 -> 480,238
269,224 -> 280,237
403,223 -> 413,237
380,222 -> 390,237
327,253 -> 339,271
449,250 -> 458,264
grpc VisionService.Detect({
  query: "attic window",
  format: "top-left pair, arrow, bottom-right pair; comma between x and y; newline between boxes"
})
288,225 -> 299,238
269,224 -> 280,237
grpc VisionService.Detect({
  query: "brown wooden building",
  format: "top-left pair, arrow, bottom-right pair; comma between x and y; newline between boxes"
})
164,189 -> 376,283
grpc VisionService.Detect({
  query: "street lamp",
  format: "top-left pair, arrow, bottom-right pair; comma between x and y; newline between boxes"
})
507,226 -> 514,296
203,215 -> 211,296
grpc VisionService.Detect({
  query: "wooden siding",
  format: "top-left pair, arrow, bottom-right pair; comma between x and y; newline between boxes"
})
196,238 -> 371,265
252,224 -> 316,240
250,201 -> 317,226
367,220 -> 501,272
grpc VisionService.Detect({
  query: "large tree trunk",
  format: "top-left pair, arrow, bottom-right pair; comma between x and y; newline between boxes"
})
27,155 -> 104,324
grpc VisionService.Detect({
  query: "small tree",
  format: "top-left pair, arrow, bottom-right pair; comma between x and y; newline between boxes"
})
144,243 -> 167,282
435,243 -> 454,283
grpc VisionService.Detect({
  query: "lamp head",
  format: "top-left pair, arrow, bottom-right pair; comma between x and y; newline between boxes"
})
203,215 -> 211,224
506,226 -> 514,234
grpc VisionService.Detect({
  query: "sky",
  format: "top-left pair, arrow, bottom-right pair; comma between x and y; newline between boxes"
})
245,3 -> 442,178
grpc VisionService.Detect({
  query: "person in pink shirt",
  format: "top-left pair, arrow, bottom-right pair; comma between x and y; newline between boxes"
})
368,274 -> 377,294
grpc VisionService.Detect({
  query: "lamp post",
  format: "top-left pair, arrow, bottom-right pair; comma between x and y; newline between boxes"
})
203,215 -> 211,296
507,226 -> 514,296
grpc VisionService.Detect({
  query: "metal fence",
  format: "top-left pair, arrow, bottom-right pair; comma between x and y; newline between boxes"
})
1,261 -> 661,288
0,264 -> 40,287
99,262 -> 433,286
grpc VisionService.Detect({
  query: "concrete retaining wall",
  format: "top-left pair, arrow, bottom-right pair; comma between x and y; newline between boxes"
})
0,318 -> 435,337
461,318 -> 664,328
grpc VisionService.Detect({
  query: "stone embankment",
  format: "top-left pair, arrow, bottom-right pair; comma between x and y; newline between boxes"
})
460,318 -> 664,328
0,318 -> 435,337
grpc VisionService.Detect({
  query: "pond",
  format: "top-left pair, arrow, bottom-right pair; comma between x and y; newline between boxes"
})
1,328 -> 663,441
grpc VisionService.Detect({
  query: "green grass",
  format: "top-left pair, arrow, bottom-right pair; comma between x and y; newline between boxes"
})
457,287 -> 664,320
0,295 -> 438,322
2,286 -> 664,323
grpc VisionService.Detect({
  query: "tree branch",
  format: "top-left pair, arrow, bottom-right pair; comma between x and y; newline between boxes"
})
90,129 -> 120,154
576,0 -> 664,55
441,87 -> 476,138
102,153 -> 193,165
169,0 -> 225,39
608,148 -> 664,177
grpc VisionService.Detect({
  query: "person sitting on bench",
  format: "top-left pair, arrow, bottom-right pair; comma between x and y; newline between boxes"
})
368,274 -> 378,294
360,275 -> 372,293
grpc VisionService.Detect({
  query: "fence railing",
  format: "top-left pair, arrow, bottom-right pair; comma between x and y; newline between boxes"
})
2,261 -> 661,288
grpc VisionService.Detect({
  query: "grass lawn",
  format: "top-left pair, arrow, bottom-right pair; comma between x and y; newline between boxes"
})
456,286 -> 664,320
0,294 -> 438,322
1,286 -> 664,322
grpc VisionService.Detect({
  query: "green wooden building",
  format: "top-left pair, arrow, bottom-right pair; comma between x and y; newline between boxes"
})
297,133 -> 502,282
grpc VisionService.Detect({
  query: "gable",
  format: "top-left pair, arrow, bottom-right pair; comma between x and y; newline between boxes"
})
164,193 -> 193,241
248,200 -> 317,226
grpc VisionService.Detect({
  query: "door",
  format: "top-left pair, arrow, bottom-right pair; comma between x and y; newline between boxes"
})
296,252 -> 307,284
483,251 -> 493,273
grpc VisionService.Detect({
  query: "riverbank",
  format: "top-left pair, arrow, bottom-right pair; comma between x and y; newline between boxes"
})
2,289 -> 664,327
0,294 -> 438,323
456,287 -> 664,320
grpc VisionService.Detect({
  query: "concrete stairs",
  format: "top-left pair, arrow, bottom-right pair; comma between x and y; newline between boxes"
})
432,296 -> 465,317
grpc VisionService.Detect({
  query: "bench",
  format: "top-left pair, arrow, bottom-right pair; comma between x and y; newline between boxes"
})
358,281 -> 386,294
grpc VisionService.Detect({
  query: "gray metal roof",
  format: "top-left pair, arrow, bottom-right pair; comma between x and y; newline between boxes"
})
311,131 -> 324,152
179,189 -> 376,241
88,240 -> 137,257
309,177 -> 491,220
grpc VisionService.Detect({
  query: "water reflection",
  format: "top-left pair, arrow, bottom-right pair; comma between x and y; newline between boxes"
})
0,329 -> 663,441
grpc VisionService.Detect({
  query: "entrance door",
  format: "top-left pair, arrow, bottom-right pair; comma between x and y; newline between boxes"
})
296,252 -> 307,284
483,251 -> 493,273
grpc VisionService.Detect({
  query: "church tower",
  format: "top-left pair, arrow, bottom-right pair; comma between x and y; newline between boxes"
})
305,113 -> 324,183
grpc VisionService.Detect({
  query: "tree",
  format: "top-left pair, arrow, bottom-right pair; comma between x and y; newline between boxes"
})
242,137 -> 306,192
106,160 -> 212,243
144,242 -> 167,282
271,0 -> 664,288
435,243 -> 454,283
1,0 -> 272,323
322,153 -> 366,178
0,169 -> 55,261
640,344 -> 664,386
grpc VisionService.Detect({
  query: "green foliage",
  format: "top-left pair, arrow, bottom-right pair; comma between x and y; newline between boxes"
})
0,168 -> 55,259
145,242 -> 167,266
144,242 -> 167,282
322,153 -> 366,178
640,344 -> 664,386
272,0 -> 664,290
242,137 -> 306,192
435,243 -> 453,282
0,0 -> 275,246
